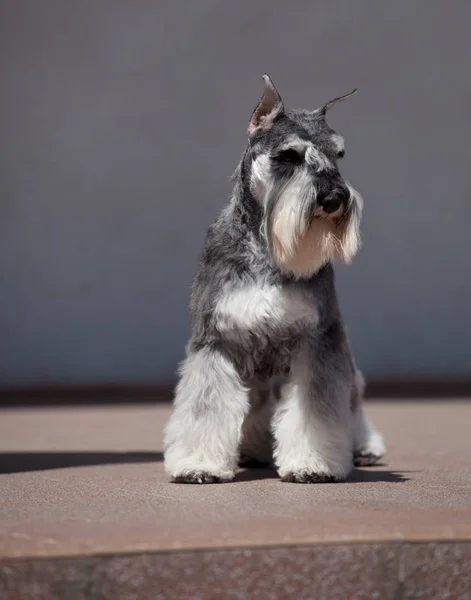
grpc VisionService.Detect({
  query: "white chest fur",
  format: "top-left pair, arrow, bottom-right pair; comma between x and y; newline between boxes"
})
214,283 -> 318,332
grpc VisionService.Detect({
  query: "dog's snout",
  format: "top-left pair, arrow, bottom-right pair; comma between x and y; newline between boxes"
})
318,187 -> 349,214
320,193 -> 342,214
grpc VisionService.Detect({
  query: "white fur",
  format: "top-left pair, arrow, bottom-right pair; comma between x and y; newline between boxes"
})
280,137 -> 308,155
272,350 -> 353,481
353,406 -> 386,458
163,347 -> 250,481
215,282 -> 319,331
277,218 -> 342,278
271,168 -> 312,266
352,370 -> 386,461
340,182 -> 363,263
305,144 -> 333,172
251,153 -> 272,205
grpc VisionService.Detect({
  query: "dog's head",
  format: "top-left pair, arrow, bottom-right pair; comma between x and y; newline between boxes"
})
246,75 -> 362,278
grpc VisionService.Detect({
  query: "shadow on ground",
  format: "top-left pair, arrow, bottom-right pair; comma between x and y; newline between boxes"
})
235,467 -> 412,483
0,452 -> 413,483
0,451 -> 163,474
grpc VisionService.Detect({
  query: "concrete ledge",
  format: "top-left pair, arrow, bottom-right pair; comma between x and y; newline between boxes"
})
1,542 -> 471,600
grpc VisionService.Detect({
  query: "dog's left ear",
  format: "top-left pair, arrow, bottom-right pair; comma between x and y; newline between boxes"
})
317,89 -> 358,116
248,74 -> 284,137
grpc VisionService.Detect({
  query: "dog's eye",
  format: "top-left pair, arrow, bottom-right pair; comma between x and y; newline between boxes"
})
274,149 -> 304,165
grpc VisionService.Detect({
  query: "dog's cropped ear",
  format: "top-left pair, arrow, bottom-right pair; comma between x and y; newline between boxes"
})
248,74 -> 284,137
316,89 -> 357,117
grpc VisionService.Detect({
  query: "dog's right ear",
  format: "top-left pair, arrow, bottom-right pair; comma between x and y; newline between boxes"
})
248,74 -> 284,137
316,89 -> 358,117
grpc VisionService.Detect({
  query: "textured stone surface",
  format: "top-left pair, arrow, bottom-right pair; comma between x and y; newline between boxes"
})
399,542 -> 471,600
87,544 -> 400,600
0,558 -> 91,600
1,543 -> 471,600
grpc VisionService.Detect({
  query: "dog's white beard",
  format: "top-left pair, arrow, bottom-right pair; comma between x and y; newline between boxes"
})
270,173 -> 362,278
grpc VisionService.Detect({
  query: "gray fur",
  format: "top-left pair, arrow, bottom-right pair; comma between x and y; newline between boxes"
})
164,76 -> 385,483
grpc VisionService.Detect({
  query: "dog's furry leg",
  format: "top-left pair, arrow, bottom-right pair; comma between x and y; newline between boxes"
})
273,333 -> 354,483
239,378 -> 275,467
164,346 -> 249,483
351,372 -> 386,466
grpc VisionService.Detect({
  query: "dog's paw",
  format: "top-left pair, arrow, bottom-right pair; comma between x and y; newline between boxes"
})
353,430 -> 386,467
353,450 -> 383,467
172,471 -> 232,484
280,470 -> 340,484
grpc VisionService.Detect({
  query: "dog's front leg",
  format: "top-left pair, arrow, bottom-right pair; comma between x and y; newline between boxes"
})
273,335 -> 354,483
164,346 -> 249,483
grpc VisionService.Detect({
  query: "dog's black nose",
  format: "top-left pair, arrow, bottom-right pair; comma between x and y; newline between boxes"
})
320,193 -> 343,214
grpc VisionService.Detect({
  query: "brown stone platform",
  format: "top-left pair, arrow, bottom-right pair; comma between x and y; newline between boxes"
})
1,401 -> 470,599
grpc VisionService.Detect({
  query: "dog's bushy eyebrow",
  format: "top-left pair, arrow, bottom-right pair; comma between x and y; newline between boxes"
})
277,138 -> 309,154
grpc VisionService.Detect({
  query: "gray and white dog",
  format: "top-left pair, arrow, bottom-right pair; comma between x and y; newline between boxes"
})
164,75 -> 385,484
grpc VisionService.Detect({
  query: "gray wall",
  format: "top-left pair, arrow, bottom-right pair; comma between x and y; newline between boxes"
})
1,0 -> 470,386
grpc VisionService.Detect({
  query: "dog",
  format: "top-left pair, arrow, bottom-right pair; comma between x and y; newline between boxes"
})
164,75 -> 385,484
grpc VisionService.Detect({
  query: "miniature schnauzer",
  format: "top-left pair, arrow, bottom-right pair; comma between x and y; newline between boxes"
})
164,75 -> 385,484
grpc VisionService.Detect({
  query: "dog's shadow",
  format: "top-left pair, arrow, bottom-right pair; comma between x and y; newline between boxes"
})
235,465 -> 411,483
0,451 -> 163,474
1,453 -> 412,484
347,468 -> 411,483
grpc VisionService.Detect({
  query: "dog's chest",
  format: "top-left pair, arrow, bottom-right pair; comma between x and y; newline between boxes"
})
214,282 -> 319,336
213,282 -> 318,377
